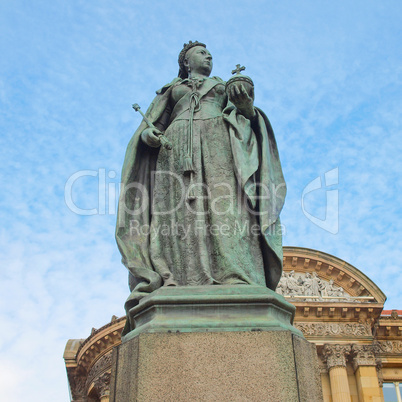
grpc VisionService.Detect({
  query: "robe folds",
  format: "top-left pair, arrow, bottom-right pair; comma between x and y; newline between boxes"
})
116,77 -> 286,334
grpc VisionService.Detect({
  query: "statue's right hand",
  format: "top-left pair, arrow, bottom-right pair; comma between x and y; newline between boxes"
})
141,127 -> 162,148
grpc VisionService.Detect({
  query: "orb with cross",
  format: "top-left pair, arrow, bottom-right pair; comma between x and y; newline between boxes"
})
225,64 -> 255,101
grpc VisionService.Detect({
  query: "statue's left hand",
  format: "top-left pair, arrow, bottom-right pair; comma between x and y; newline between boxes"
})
228,83 -> 256,120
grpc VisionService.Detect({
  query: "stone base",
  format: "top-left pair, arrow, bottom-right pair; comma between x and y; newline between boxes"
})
122,285 -> 303,341
110,330 -> 323,401
110,286 -> 322,401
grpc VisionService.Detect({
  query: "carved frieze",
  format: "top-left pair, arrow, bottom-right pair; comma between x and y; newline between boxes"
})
277,271 -> 351,300
295,322 -> 372,337
374,340 -> 402,354
323,344 -> 351,369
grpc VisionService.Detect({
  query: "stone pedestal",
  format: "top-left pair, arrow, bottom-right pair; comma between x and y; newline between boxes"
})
109,286 -> 323,402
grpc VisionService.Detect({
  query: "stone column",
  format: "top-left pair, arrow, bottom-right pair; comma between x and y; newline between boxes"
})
351,345 -> 382,402
323,344 -> 351,402
93,372 -> 111,402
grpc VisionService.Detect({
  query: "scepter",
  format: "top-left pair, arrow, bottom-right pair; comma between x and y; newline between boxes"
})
132,103 -> 172,150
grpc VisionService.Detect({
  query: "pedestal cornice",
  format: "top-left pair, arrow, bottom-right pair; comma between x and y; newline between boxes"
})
123,285 -> 302,342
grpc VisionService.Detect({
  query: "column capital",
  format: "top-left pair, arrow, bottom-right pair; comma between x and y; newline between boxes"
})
318,357 -> 328,374
323,344 -> 351,369
351,344 -> 377,371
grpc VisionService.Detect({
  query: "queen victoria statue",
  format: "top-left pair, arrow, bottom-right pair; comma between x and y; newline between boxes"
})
116,41 -> 286,335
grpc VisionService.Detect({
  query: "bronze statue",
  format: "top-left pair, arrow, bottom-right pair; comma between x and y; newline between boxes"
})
116,41 -> 286,334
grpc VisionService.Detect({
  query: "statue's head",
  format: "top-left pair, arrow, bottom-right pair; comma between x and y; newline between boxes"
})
178,41 -> 212,78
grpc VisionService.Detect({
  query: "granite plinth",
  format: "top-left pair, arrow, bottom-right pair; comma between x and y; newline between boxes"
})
110,330 -> 323,401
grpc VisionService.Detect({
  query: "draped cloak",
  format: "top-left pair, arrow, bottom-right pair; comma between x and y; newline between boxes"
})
116,77 -> 286,334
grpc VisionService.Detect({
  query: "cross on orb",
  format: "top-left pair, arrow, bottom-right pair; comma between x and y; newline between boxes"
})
232,64 -> 246,75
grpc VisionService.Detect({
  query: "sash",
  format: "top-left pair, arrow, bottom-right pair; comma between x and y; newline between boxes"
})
169,78 -> 224,200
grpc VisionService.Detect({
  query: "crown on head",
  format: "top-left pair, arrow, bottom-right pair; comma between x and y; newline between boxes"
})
178,40 -> 206,78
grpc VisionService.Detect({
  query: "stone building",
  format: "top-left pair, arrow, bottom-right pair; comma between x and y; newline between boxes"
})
64,247 -> 402,401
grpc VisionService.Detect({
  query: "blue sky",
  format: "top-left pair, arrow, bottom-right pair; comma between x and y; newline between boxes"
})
1,1 -> 401,400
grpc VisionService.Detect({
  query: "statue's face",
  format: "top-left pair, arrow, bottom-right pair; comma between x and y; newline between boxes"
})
184,46 -> 213,76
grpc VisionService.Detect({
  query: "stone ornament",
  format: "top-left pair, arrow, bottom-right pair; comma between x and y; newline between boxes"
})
381,309 -> 401,320
318,358 -> 328,374
69,376 -> 86,401
323,344 -> 352,369
86,352 -> 112,390
374,340 -> 402,354
295,322 -> 372,337
376,359 -> 384,387
351,344 -> 376,371
93,371 -> 111,398
276,271 -> 350,300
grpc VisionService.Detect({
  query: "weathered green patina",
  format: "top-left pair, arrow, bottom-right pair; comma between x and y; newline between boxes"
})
116,41 -> 286,335
122,285 -> 302,342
